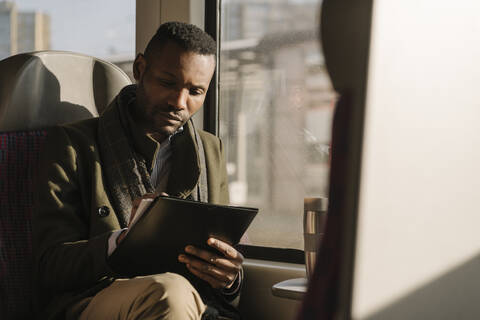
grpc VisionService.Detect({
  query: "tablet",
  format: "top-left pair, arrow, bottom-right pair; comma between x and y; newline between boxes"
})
108,196 -> 258,277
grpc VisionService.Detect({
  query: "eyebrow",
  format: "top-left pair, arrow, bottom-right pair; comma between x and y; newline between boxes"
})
157,71 -> 208,91
158,71 -> 176,79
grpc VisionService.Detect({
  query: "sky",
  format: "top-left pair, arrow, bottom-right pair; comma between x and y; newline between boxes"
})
11,0 -> 318,59
13,0 -> 135,59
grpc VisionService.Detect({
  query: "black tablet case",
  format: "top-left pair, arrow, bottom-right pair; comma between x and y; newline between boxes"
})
108,196 -> 258,277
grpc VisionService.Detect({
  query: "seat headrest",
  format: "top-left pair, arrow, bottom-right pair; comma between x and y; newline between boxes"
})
0,50 -> 132,131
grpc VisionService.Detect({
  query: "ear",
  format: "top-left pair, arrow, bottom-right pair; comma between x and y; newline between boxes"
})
133,53 -> 146,81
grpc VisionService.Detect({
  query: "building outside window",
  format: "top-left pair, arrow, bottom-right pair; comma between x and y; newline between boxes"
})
220,0 -> 335,249
0,0 -> 134,79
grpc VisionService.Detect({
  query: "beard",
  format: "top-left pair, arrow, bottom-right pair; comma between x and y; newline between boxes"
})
149,108 -> 188,135
132,99 -> 189,139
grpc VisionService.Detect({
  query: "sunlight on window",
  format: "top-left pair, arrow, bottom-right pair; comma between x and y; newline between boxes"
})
220,0 -> 335,249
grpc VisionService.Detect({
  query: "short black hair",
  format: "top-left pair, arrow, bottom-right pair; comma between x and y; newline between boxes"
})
144,21 -> 216,58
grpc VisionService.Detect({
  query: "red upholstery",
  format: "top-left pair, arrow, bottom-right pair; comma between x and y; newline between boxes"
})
0,130 -> 47,319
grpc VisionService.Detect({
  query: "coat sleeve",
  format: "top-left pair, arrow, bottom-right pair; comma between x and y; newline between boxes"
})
33,126 -> 116,295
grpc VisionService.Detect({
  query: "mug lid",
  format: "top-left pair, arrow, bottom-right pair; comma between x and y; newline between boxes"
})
304,197 -> 328,211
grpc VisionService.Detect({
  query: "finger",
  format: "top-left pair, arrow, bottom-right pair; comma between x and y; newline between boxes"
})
116,229 -> 128,245
185,263 -> 230,290
184,246 -> 239,272
142,193 -> 158,199
131,197 -> 143,212
208,256 -> 241,272
207,238 -> 244,262
131,194 -> 156,214
129,194 -> 156,225
178,254 -> 237,284
129,198 -> 143,224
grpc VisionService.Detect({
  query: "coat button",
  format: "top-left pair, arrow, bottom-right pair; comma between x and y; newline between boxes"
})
97,206 -> 110,217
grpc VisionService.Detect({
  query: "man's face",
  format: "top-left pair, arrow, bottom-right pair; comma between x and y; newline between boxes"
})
132,41 -> 216,140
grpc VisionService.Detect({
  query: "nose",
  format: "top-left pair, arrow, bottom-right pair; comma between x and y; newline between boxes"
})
168,88 -> 188,110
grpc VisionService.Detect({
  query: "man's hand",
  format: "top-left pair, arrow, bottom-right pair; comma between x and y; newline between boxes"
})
178,238 -> 243,290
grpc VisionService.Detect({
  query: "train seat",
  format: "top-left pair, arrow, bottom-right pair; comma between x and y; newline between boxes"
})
0,51 -> 131,319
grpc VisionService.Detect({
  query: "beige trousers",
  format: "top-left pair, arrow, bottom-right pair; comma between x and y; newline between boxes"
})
66,273 -> 206,320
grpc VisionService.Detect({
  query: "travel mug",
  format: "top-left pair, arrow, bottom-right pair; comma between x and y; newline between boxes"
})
303,197 -> 328,279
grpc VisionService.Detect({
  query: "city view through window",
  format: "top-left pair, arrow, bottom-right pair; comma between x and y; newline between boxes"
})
0,0 -> 135,78
220,0 -> 335,249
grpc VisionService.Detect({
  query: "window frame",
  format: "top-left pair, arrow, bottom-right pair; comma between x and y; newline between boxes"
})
203,0 -> 220,135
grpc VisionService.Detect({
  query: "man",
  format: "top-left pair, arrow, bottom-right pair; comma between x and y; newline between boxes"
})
33,22 -> 243,320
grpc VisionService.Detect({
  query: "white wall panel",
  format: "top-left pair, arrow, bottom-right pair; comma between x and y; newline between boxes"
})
352,0 -> 480,318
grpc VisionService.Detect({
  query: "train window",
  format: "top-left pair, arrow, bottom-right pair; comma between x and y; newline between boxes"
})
219,0 -> 335,250
0,0 -> 134,78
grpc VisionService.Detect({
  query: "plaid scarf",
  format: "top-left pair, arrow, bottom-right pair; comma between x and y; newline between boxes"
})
98,85 -> 207,227
98,85 -> 154,227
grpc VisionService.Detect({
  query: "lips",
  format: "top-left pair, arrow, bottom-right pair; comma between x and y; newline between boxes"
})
165,114 -> 182,122
156,112 -> 182,122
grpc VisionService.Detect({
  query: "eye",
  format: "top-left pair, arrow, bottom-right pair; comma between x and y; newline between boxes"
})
190,88 -> 204,96
157,78 -> 175,87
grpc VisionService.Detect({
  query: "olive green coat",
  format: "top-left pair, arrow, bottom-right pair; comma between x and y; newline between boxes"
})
32,115 -> 229,319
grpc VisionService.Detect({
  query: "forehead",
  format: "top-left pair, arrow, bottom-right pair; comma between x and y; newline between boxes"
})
146,42 -> 216,81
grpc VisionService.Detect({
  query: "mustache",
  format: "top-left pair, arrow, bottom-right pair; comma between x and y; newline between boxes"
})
152,107 -> 185,121
158,104 -> 185,114
165,104 -> 183,112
